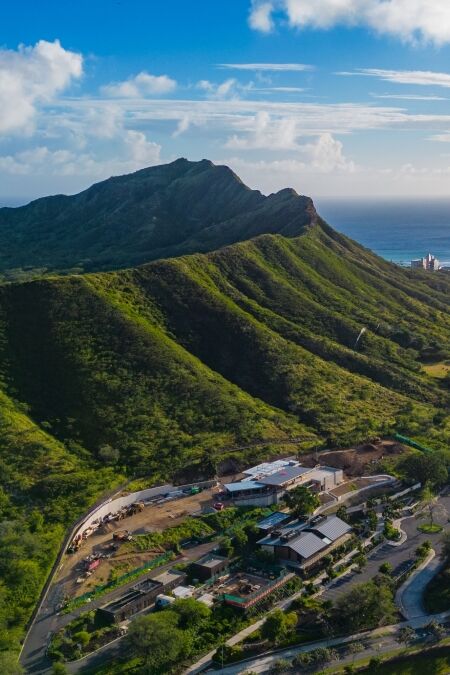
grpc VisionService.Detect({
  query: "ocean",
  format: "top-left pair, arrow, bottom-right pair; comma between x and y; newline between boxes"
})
317,198 -> 450,267
2,195 -> 450,267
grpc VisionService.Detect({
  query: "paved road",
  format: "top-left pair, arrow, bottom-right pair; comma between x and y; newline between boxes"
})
398,552 -> 443,620
23,492 -> 450,674
20,541 -> 217,674
184,493 -> 450,675
211,611 -> 450,674
322,493 -> 450,606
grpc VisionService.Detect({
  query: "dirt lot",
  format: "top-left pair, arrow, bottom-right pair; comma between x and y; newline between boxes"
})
302,439 -> 407,477
56,481 -> 224,598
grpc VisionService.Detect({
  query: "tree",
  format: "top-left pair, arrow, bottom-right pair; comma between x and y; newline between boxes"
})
218,536 -> 234,557
125,611 -> 189,671
354,552 -> 367,571
270,658 -> 291,673
368,656 -> 382,671
426,620 -> 446,643
379,562 -> 393,576
346,641 -> 365,663
98,444 -> 120,464
52,664 -> 69,675
0,653 -> 24,675
421,483 -> 438,528
172,597 -> 211,629
261,609 -> 297,645
367,509 -> 378,532
283,486 -> 320,518
400,453 -> 448,488
333,581 -> 396,633
396,626 -> 415,647
337,505 -> 349,522
73,630 -> 90,646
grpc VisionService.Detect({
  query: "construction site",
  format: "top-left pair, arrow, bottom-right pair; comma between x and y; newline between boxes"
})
56,439 -> 407,601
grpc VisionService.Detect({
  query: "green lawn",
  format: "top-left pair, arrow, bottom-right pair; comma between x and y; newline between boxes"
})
418,524 -> 443,534
367,647 -> 450,674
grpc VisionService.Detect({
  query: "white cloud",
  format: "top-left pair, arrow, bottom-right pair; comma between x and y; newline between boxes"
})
370,93 -> 448,101
349,69 -> 450,88
0,39 -> 82,134
305,132 -> 355,172
429,132 -> 450,142
172,114 -> 191,138
219,62 -> 313,71
249,0 -> 450,45
102,71 -> 176,98
197,78 -> 244,99
248,1 -> 274,32
0,130 -> 160,178
226,110 -> 299,149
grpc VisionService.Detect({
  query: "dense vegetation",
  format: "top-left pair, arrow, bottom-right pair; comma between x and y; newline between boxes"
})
0,162 -> 449,656
0,158 -> 317,276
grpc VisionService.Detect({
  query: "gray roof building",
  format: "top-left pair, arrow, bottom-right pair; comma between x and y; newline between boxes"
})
287,532 -> 328,559
309,516 -> 352,542
258,465 -> 312,487
256,512 -> 291,532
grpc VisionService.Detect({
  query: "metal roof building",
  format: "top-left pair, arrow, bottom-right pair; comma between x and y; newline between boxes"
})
258,465 -> 313,487
242,460 -> 295,478
288,532 -> 328,560
309,516 -> 352,542
258,515 -> 353,570
256,511 -> 291,532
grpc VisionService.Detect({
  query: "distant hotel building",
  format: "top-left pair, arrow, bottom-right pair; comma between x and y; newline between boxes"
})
411,253 -> 440,271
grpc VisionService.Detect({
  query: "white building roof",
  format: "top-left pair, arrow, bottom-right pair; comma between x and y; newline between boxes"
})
242,460 -> 294,478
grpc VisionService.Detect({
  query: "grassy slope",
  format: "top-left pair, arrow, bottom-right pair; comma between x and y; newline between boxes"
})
0,221 -> 449,650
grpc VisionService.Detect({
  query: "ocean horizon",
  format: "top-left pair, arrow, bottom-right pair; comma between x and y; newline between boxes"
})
317,198 -> 450,267
2,195 -> 450,268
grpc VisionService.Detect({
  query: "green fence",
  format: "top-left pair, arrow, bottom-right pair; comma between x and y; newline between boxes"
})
394,434 -> 434,454
64,551 -> 175,612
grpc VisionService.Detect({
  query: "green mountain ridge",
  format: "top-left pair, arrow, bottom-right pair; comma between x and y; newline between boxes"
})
0,162 -> 449,652
0,158 -> 317,277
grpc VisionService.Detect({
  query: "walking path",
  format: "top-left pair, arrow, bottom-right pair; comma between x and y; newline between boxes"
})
209,610 -> 450,675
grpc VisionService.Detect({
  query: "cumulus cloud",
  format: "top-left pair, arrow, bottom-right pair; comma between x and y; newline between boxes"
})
226,111 -> 354,171
102,71 -> 176,98
249,0 -> 450,45
248,1 -> 274,32
0,39 -> 82,134
227,110 -> 299,149
0,130 -> 160,178
305,132 -> 355,172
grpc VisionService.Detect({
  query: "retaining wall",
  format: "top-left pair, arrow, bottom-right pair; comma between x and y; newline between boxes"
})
74,479 -> 217,540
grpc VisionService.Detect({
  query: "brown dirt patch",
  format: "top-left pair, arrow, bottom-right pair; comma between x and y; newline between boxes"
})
302,440 -> 406,477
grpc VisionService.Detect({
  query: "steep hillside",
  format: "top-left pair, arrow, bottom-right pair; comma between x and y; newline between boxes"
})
1,171 -> 450,651
0,158 -> 317,277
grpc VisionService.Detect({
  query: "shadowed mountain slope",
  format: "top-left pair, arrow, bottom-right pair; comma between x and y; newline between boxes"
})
1,165 -> 450,651
0,158 -> 317,276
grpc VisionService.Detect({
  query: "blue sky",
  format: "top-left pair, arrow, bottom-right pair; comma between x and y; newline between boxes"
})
2,0 -> 450,201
